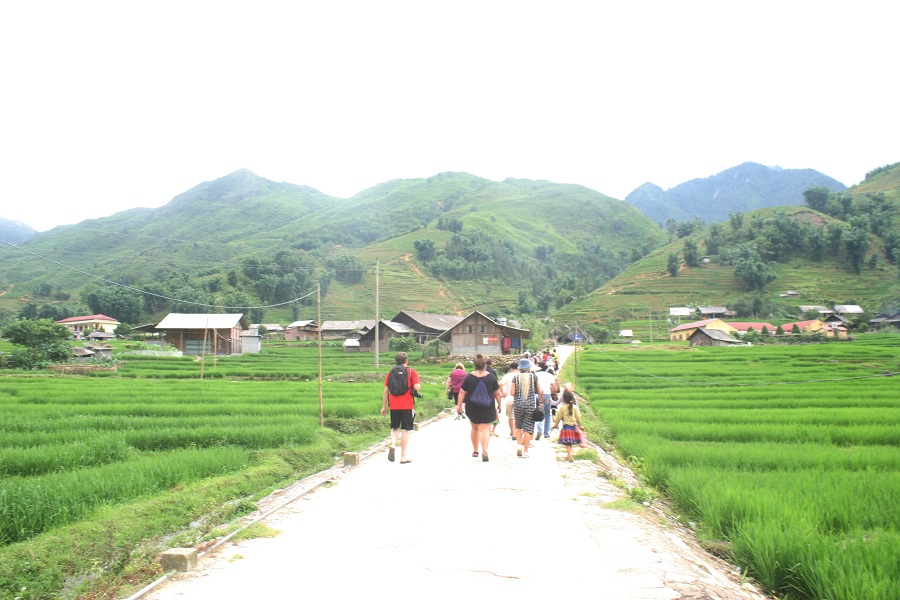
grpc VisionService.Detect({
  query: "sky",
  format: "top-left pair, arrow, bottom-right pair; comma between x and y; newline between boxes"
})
1,1 -> 897,232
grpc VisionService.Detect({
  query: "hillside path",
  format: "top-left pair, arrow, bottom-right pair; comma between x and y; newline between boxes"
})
139,347 -> 769,600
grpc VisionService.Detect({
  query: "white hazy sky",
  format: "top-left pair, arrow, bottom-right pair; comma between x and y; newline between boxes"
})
1,1 -> 897,232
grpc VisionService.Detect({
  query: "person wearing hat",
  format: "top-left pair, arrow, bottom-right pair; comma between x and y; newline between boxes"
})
533,361 -> 557,441
509,357 -> 544,458
498,361 -> 519,440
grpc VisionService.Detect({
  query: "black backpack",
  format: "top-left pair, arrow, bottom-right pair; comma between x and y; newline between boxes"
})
387,364 -> 410,396
468,377 -> 493,408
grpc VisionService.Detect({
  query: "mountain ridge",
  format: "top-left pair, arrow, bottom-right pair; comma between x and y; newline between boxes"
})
626,162 -> 846,225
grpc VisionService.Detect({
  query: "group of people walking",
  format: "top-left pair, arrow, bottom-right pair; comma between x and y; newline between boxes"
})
381,349 -> 585,464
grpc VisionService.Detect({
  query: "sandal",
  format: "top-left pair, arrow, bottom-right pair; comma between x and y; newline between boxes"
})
472,451 -> 479,457
482,451 -> 489,462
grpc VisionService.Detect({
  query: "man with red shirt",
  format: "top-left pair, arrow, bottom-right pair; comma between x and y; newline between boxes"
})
380,352 -> 421,464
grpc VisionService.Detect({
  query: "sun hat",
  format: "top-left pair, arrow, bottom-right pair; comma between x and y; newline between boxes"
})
517,358 -> 532,371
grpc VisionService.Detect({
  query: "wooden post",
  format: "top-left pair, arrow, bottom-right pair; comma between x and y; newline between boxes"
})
317,284 -> 323,428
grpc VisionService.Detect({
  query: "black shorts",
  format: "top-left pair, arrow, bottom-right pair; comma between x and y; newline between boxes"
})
390,409 -> 415,431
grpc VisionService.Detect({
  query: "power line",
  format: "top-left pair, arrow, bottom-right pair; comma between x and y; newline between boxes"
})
0,239 -> 318,310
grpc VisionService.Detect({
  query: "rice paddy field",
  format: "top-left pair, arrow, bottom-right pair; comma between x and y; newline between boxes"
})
573,333 -> 900,600
0,342 -> 454,599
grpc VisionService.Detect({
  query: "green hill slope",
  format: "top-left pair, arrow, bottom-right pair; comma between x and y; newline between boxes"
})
556,201 -> 900,330
0,171 -> 665,325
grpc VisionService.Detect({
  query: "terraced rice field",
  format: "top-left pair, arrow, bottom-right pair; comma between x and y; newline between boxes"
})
574,334 -> 900,599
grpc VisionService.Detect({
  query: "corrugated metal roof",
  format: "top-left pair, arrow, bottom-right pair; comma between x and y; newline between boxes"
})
57,314 -> 120,324
669,319 -> 715,332
394,310 -> 464,332
286,320 -> 317,328
320,321 -> 361,331
690,328 -> 738,343
156,313 -> 243,329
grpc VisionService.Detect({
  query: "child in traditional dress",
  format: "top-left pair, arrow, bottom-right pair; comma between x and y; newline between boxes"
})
552,389 -> 584,462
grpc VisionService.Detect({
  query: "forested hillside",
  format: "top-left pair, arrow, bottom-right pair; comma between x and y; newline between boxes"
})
0,170 -> 665,327
557,162 -> 900,331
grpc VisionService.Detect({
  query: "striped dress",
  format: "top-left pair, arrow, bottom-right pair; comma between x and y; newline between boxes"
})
512,372 -> 539,434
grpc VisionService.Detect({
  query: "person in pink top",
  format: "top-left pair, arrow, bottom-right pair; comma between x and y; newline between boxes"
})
445,362 -> 467,417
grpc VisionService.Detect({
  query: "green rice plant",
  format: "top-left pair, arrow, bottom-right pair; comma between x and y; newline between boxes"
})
573,335 -> 900,600
0,447 -> 251,545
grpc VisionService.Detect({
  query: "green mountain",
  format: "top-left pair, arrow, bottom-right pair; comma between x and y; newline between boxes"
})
0,219 -> 36,244
0,170 -> 666,326
626,162 -> 847,225
556,160 -> 900,331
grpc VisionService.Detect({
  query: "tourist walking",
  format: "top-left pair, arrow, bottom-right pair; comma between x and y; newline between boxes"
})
510,357 -> 543,458
533,362 -> 557,440
552,389 -> 584,462
498,361 -> 518,440
446,362 -> 467,417
381,352 -> 421,464
456,353 -> 501,462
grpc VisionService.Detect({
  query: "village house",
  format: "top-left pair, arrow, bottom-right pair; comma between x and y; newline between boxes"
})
668,318 -> 736,342
799,305 -> 830,317
729,321 -> 778,336
241,328 -> 263,354
833,305 -> 865,316
155,313 -> 245,356
688,327 -> 741,347
823,313 -> 851,328
356,320 -> 414,353
437,311 -> 531,356
697,306 -> 734,318
56,314 -> 120,339
318,321 -> 361,340
283,320 -> 319,341
779,319 -> 848,339
869,312 -> 900,330
390,310 -> 464,344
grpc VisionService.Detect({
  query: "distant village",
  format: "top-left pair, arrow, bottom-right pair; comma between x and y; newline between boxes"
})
53,299 -> 900,360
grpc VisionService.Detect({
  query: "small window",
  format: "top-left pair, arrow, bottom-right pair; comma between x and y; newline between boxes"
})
480,325 -> 485,333
468,325 -> 473,333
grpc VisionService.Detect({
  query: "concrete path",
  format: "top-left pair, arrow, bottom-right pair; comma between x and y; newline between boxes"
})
140,347 -> 767,600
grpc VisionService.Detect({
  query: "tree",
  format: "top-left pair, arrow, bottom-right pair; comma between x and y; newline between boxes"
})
667,252 -> 680,276
683,239 -> 700,267
2,319 -> 73,369
84,287 -> 143,324
843,226 -> 869,274
792,324 -> 801,335
413,239 -> 437,262
733,246 -> 777,291
115,323 -> 134,339
803,186 -> 831,212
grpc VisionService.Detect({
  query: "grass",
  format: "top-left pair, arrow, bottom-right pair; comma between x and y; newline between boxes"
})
0,343 -> 456,599
573,333 -> 900,600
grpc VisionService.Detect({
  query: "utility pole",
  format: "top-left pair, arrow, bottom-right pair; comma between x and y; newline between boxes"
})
317,284 -> 323,427
374,259 -> 380,368
648,305 -> 653,344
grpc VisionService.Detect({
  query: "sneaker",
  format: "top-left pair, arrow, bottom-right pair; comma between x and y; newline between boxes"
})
522,452 -> 529,459
516,446 -> 523,457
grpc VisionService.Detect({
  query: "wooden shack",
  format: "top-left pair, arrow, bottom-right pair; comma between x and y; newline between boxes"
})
155,313 -> 244,356
437,311 -> 530,356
